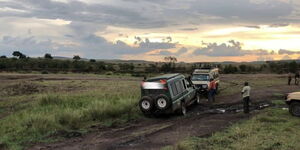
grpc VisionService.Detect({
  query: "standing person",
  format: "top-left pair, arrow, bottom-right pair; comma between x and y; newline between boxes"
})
288,73 -> 292,85
295,72 -> 299,85
143,76 -> 147,82
208,78 -> 216,103
241,82 -> 251,114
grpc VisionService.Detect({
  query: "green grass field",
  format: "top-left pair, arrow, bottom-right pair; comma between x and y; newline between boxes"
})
0,73 -> 293,149
0,74 -> 141,149
166,101 -> 300,150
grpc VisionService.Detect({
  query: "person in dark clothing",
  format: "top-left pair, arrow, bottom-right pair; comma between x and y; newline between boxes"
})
241,82 -> 251,114
288,73 -> 292,85
295,72 -> 299,85
143,76 -> 147,82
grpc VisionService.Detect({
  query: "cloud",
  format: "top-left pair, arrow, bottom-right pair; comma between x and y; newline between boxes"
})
278,49 -> 300,55
176,47 -> 188,55
244,25 -> 260,29
257,55 -> 274,61
0,0 -> 299,61
136,38 -> 176,50
0,35 -> 72,57
269,23 -> 289,28
193,40 -> 244,57
0,0 -> 296,30
0,34 -> 176,58
193,40 -> 272,57
152,47 -> 188,56
180,28 -> 198,31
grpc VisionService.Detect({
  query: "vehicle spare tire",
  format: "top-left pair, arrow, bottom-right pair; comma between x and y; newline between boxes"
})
155,94 -> 171,110
289,101 -> 300,117
139,96 -> 154,114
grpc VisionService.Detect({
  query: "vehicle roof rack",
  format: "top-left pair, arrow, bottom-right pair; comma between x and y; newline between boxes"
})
147,73 -> 181,81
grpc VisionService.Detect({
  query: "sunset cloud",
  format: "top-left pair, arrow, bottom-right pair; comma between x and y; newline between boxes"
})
0,0 -> 299,62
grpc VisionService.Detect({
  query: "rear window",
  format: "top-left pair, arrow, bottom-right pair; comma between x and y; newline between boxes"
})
175,81 -> 183,94
170,80 -> 185,97
191,74 -> 209,81
171,82 -> 178,96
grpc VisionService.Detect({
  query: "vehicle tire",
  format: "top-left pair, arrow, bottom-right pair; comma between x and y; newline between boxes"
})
139,96 -> 154,114
155,94 -> 171,110
289,101 -> 300,117
179,102 -> 187,116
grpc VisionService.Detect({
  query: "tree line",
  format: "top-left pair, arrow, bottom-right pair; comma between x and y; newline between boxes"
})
0,52 -> 299,74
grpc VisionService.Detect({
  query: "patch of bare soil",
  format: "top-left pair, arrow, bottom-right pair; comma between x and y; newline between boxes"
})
29,84 -> 299,150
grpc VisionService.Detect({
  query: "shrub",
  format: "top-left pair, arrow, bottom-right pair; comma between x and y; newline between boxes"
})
105,71 -> 113,75
41,70 -> 48,74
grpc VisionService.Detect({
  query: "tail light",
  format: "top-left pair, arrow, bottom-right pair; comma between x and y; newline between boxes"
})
160,80 -> 168,90
160,79 -> 167,84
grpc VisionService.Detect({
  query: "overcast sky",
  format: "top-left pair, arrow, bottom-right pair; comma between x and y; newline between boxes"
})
0,0 -> 300,62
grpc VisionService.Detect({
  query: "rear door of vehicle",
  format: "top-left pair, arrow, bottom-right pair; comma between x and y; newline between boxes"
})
170,78 -> 185,103
182,79 -> 196,105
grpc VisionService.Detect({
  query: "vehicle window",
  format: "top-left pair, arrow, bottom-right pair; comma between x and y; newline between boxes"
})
182,80 -> 187,90
192,74 -> 209,81
185,79 -> 191,87
175,81 -> 183,94
171,82 -> 178,96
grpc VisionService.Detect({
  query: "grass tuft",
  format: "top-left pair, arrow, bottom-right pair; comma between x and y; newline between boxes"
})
39,95 -> 62,106
55,110 -> 82,130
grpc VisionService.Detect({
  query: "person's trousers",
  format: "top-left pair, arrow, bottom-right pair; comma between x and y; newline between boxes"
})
208,90 -> 215,102
243,96 -> 250,114
288,79 -> 291,85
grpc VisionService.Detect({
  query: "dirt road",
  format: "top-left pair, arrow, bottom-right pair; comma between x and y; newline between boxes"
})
30,84 -> 298,150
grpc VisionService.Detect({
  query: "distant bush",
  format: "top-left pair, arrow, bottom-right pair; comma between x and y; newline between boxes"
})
41,70 -> 48,74
105,71 -> 113,75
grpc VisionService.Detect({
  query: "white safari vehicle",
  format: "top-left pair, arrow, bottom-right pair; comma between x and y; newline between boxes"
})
286,92 -> 300,117
191,68 -> 220,95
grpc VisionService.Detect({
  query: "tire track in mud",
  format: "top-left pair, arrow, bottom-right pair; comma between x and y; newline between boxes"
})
30,84 -> 298,150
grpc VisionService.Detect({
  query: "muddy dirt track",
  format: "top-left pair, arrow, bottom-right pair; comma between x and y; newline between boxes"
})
30,83 -> 299,150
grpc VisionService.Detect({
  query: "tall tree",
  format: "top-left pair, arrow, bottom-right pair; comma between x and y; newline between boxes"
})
12,51 -> 26,59
0,55 -> 7,59
73,55 -> 81,61
164,56 -> 177,72
44,53 -> 53,59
